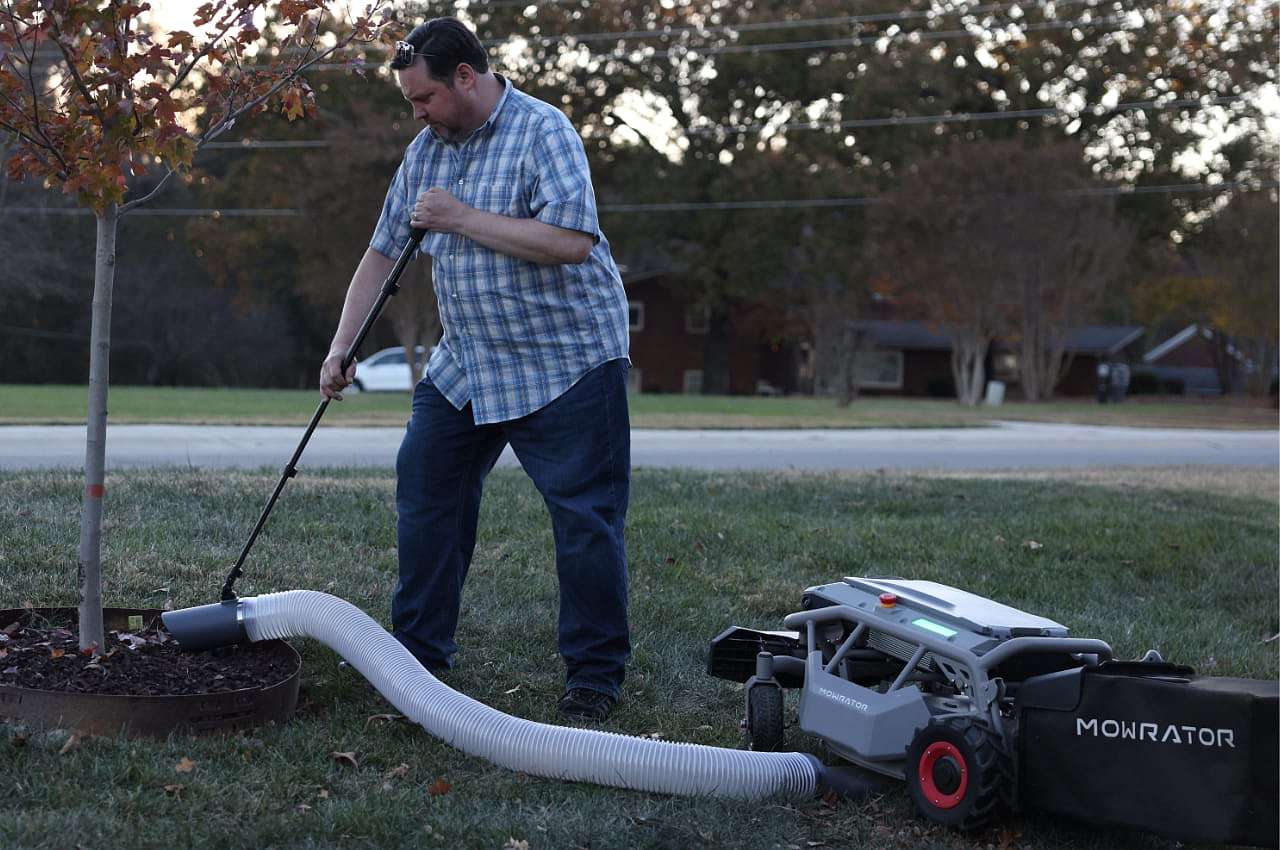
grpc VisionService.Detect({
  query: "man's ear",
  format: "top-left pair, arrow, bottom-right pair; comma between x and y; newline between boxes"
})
454,62 -> 476,90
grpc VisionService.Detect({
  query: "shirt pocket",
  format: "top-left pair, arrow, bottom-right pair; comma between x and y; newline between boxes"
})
467,166 -> 525,217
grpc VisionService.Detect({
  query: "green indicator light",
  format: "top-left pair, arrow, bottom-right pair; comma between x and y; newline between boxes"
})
912,618 -> 958,639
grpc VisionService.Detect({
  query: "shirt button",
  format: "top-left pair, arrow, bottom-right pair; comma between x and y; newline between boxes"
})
457,178 -> 464,185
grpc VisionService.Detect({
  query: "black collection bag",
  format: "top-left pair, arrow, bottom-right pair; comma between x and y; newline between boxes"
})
1017,660 -> 1279,847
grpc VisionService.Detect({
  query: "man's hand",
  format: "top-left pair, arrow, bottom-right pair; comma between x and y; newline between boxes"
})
320,352 -> 357,401
411,187 -> 472,233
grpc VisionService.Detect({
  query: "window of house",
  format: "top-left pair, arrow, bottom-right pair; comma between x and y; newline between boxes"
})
684,305 -> 710,335
854,350 -> 904,389
628,301 -> 645,332
682,369 -> 703,394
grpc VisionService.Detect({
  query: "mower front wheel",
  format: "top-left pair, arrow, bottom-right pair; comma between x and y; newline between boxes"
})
746,684 -> 784,752
905,718 -> 1005,830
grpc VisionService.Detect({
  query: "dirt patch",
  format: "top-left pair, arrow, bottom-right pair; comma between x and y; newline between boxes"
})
0,614 -> 294,696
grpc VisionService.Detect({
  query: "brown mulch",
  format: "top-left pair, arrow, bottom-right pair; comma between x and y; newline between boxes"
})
0,614 -> 295,696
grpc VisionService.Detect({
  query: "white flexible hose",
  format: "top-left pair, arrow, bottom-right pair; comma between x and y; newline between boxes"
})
241,590 -> 818,799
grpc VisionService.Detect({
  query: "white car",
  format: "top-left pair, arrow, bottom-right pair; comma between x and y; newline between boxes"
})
350,346 -> 429,392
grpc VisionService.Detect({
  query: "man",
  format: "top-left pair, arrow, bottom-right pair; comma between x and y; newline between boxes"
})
319,17 -> 631,721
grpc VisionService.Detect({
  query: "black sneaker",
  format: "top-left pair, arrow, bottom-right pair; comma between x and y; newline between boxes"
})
557,687 -> 615,722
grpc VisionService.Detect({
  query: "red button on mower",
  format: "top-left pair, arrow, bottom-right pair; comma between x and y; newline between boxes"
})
878,592 -> 897,608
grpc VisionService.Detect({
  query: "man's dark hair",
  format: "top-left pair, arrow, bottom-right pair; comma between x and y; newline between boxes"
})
391,17 -> 489,83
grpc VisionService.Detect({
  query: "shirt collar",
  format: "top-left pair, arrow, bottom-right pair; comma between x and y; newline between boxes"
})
474,74 -> 512,137
433,74 -> 511,146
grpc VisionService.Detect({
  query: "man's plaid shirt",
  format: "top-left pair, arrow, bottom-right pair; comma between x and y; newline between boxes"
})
370,75 -> 630,425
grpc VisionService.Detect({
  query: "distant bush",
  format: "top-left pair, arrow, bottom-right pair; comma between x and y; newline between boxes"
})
1130,370 -> 1185,395
926,376 -> 956,398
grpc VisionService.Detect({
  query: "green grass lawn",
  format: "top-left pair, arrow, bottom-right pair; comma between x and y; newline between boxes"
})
2,383 -> 1277,429
1,467 -> 1275,849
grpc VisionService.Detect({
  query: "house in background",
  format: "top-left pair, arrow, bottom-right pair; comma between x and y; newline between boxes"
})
622,272 -> 1147,398
1140,324 -> 1227,395
840,321 -> 1145,399
623,271 -> 801,395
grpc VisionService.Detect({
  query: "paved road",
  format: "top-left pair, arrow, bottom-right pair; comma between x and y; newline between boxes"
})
0,422 -> 1275,470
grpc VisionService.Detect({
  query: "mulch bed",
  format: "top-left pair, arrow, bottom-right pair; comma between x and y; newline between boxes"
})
0,614 -> 295,696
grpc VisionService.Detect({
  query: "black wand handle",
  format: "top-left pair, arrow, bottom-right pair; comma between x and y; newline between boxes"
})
220,228 -> 427,601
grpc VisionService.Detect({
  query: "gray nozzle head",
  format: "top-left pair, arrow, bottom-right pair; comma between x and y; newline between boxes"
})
161,599 -> 248,651
806,756 -> 893,801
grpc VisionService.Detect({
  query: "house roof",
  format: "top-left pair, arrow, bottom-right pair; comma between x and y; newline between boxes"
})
1061,325 -> 1145,355
848,320 -> 952,350
1143,324 -> 1203,363
850,321 -> 1144,355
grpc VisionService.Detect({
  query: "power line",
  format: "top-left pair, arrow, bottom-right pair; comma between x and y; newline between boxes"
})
691,94 -> 1249,137
2,180 -> 1269,219
293,5 -> 1181,70
0,207 -> 304,217
694,10 -> 1175,56
189,92 -> 1253,150
596,180 -> 1277,212
202,140 -> 333,149
479,0 -> 1103,47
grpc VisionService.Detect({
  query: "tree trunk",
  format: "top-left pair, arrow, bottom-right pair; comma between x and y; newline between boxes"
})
387,263 -> 440,387
701,306 -> 733,395
1210,331 -> 1238,395
835,326 -> 870,407
77,206 -> 117,654
951,336 -> 988,406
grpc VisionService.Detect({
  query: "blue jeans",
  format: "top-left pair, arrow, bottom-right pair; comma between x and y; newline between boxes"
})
392,358 -> 631,698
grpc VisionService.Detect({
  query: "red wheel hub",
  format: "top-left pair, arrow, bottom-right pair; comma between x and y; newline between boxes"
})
918,741 -> 968,810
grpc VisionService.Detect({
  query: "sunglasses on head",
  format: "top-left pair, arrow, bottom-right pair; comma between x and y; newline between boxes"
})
393,40 -> 439,68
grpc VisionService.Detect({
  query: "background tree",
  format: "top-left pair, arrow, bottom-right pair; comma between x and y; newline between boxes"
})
188,60 -> 439,387
0,0 -> 385,652
878,140 -> 1133,404
1186,193 -> 1280,397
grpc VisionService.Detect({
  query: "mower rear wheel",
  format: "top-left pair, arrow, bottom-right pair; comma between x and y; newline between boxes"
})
746,685 -> 784,752
905,718 -> 1005,830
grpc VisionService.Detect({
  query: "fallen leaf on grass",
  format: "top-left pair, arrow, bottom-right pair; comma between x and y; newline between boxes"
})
996,826 -> 1023,849
294,803 -> 312,814
163,784 -> 184,800
384,763 -> 410,780
175,756 -> 196,773
329,751 -> 359,768
503,839 -> 529,850
49,648 -> 65,660
1022,540 -> 1043,551
993,534 -> 1006,544
59,734 -> 82,755
365,713 -> 404,726
426,778 -> 452,797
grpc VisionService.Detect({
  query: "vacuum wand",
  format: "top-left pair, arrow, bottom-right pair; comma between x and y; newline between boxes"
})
219,228 -> 427,601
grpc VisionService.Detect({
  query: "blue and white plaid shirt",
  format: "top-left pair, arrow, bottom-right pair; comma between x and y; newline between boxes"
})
370,75 -> 630,425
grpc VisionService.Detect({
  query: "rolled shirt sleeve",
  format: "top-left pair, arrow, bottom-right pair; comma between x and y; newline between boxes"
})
528,118 -> 602,243
370,158 -> 413,259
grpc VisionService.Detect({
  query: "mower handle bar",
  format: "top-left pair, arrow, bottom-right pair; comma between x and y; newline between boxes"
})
782,605 -> 1113,673
220,228 -> 427,601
